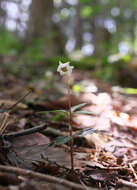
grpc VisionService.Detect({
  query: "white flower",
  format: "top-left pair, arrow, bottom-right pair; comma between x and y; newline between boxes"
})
57,61 -> 74,76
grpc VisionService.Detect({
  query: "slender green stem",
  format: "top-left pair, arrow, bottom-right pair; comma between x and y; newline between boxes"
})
67,77 -> 74,171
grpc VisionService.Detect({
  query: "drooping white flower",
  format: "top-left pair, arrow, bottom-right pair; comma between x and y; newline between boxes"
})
57,61 -> 74,76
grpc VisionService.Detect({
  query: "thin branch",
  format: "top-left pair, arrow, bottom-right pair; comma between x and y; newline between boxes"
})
7,90 -> 31,112
118,178 -> 137,188
0,91 -> 31,135
129,161 -> 137,179
0,165 -> 94,190
2,123 -> 48,140
0,112 -> 9,135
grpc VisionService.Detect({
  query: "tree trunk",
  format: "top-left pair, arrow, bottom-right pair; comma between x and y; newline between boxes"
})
0,0 -> 6,30
26,0 -> 65,57
90,0 -> 111,58
74,3 -> 83,48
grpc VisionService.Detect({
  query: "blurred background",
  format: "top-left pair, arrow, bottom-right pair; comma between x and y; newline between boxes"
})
1,0 -> 137,86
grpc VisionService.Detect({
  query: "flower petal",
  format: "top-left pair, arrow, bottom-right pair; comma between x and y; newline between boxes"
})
57,61 -> 74,76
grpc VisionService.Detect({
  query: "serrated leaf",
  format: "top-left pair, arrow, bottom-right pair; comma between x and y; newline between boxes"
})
79,127 -> 96,136
48,136 -> 72,147
38,103 -> 89,115
48,127 -> 96,147
74,110 -> 98,115
37,110 -> 68,114
71,103 -> 87,112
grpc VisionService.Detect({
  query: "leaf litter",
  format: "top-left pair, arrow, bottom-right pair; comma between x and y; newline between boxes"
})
0,71 -> 137,189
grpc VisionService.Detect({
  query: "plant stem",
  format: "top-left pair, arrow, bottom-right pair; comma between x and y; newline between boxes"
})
67,77 -> 74,171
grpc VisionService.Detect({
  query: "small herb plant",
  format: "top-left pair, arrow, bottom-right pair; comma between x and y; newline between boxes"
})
57,61 -> 75,171
39,61 -> 97,171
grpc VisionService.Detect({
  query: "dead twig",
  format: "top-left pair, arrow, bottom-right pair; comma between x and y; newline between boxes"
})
0,165 -> 95,190
2,123 -> 48,140
118,178 -> 137,189
129,160 -> 137,179
0,90 -> 31,135
7,90 -> 31,112
0,112 -> 9,135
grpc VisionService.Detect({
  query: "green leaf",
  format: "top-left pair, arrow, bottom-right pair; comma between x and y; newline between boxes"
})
37,110 -> 68,114
71,103 -> 88,112
72,127 -> 97,137
74,110 -> 98,116
48,127 -> 96,147
48,136 -> 72,146
52,112 -> 66,122
38,103 -> 89,116
79,127 -> 97,136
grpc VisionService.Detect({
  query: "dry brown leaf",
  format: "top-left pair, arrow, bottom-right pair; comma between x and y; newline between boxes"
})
49,95 -> 86,109
12,133 -> 50,147
84,133 -> 109,151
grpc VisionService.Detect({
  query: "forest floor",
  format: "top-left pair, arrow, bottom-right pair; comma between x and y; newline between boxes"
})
0,66 -> 137,190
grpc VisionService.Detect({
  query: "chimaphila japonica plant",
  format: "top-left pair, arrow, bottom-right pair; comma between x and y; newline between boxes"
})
39,61 -> 97,171
57,61 -> 74,171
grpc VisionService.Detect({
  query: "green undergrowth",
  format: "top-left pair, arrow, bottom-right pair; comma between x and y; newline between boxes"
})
7,56 -> 96,79
7,54 -> 131,86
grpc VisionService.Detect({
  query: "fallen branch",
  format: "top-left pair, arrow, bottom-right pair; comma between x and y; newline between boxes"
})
0,165 -> 95,190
